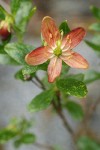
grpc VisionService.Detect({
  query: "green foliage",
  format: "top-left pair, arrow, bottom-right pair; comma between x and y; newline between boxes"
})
65,101 -> 84,120
0,118 -> 35,146
89,23 -> 100,31
14,133 -> 36,147
22,62 -> 48,76
77,136 -> 100,150
0,54 -> 19,65
90,6 -> 100,20
4,43 -> 34,65
15,69 -> 35,81
28,90 -> 55,112
0,6 -> 5,19
0,129 -> 17,144
10,0 -> 36,33
0,5 -> 6,19
86,6 -> 100,57
67,73 -> 84,82
57,78 -> 87,98
19,133 -> 36,144
85,70 -> 100,84
59,21 -> 70,35
85,40 -> 100,52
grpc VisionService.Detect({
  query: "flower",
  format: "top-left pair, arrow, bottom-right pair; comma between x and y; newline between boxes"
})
0,20 -> 11,40
25,16 -> 89,83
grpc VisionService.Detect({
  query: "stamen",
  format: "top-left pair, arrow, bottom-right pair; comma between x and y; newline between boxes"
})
62,45 -> 71,52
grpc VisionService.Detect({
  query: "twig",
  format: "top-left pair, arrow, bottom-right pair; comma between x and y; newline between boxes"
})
52,100 -> 74,136
86,97 -> 100,121
34,142 -> 54,150
81,97 -> 100,129
32,75 -> 74,136
34,75 -> 46,90
31,79 -> 41,88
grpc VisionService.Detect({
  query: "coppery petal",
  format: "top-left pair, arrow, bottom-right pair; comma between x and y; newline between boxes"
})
61,50 -> 89,69
48,56 -> 62,83
25,46 -> 52,66
62,27 -> 86,49
41,16 -> 60,48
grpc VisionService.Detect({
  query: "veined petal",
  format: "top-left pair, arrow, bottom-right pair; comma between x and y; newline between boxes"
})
41,16 -> 60,48
61,50 -> 89,69
48,56 -> 62,83
62,27 -> 86,49
25,46 -> 52,66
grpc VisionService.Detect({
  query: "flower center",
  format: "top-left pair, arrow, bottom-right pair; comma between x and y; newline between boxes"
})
54,40 -> 62,56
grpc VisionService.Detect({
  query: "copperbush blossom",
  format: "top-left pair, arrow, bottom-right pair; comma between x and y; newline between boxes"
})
25,16 -> 89,83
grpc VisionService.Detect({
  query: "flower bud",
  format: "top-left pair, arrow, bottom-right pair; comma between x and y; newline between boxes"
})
0,20 -> 11,41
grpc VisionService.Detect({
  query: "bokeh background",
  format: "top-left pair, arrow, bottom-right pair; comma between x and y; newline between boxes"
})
0,0 -> 100,150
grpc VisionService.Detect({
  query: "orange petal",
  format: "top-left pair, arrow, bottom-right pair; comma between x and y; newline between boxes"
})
25,46 -> 52,66
61,51 -> 89,69
41,16 -> 60,48
48,56 -> 62,83
62,27 -> 86,49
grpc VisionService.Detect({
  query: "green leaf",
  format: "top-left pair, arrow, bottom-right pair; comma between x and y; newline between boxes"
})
0,5 -> 6,19
4,43 -> 35,65
0,7 -> 5,19
11,0 -> 36,33
90,6 -> 100,20
0,54 -> 19,65
59,21 -> 70,35
77,136 -> 100,150
67,73 -> 84,81
85,70 -> 100,84
28,90 -> 55,112
85,40 -> 100,52
92,34 -> 100,45
0,129 -> 16,144
10,0 -> 20,15
89,23 -> 100,31
15,69 -> 35,81
14,139 -> 21,148
20,133 -> 36,144
57,78 -> 87,98
22,62 -> 48,76
66,101 -> 84,120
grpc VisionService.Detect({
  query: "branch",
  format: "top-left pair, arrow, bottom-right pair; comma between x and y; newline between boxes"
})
34,75 -> 46,90
52,99 -> 74,136
81,97 -> 100,129
31,76 -> 74,136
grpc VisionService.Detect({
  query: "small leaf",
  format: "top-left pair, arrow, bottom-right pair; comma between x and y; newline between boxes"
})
15,69 -> 25,81
90,6 -> 100,20
20,133 -> 36,144
89,23 -> 100,31
85,70 -> 100,84
11,0 -> 36,33
28,90 -> 55,112
0,5 -> 6,18
59,21 -> 70,35
66,101 -> 84,120
77,136 -> 100,150
0,129 -> 16,144
57,78 -> 88,98
4,43 -> 35,65
22,62 -> 48,76
15,69 -> 35,81
85,40 -> 100,52
14,139 -> 21,148
0,54 -> 19,65
67,73 -> 84,81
